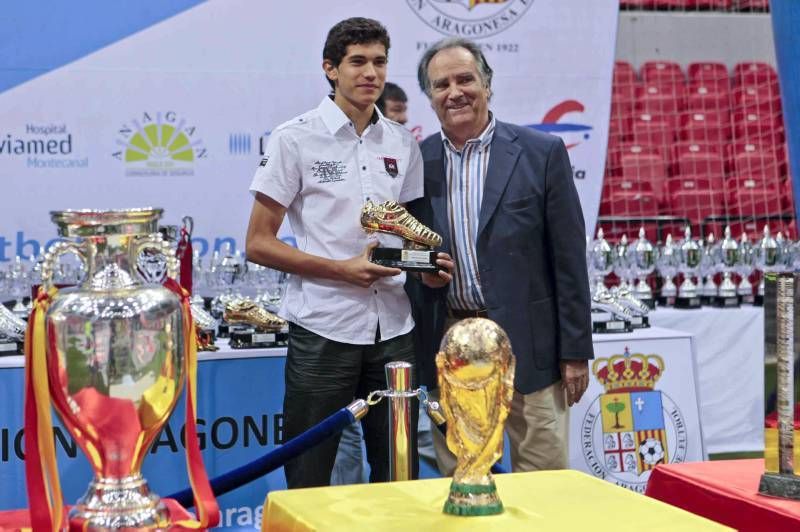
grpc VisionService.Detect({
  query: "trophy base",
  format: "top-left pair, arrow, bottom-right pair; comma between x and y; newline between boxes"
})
712,295 -> 740,308
699,295 -> 714,306
759,472 -> 800,500
629,315 -> 650,329
592,314 -> 631,334
229,327 -> 289,349
218,322 -> 231,338
754,294 -> 764,306
0,340 -> 22,356
675,296 -> 702,309
71,474 -> 169,529
739,293 -> 755,305
657,295 -> 676,307
371,247 -> 439,273
443,480 -> 504,516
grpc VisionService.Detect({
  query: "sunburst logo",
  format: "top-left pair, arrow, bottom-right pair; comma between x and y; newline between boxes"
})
113,111 -> 207,177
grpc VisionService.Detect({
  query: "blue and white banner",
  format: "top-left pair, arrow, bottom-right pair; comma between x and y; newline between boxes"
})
0,0 -> 618,260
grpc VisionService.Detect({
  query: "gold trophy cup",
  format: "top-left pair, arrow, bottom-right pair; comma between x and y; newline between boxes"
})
360,200 -> 442,272
436,318 -> 515,516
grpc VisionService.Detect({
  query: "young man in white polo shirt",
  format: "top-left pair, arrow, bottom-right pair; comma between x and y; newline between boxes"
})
246,17 -> 452,488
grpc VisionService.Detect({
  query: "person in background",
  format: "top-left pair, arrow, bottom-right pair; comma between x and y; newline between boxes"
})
376,81 -> 409,125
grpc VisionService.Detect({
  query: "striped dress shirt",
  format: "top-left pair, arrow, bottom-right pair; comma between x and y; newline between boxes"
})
442,115 -> 496,311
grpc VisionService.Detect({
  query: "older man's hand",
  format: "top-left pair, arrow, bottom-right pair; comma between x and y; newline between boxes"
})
560,359 -> 589,406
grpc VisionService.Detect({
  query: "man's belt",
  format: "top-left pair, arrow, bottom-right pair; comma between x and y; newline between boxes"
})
448,308 -> 489,319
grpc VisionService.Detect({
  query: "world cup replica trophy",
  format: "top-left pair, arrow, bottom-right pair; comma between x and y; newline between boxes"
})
760,272 -> 800,499
436,318 -> 515,516
32,208 -> 210,529
361,200 -> 442,272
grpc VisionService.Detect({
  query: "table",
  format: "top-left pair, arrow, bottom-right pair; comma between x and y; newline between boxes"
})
263,470 -> 730,531
649,306 -> 764,454
570,326 -> 705,492
645,459 -> 800,531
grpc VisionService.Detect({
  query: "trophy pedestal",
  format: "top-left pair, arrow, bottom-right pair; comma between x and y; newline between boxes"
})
637,297 -> 656,310
699,295 -> 713,306
759,473 -> 800,500
628,315 -> 650,329
754,294 -> 764,306
675,296 -> 702,309
71,474 -> 169,529
592,312 -> 630,333
740,293 -> 755,305
229,327 -> 289,349
712,295 -> 740,308
217,322 -> 231,338
657,295 -> 676,307
0,339 -> 22,356
371,247 -> 439,273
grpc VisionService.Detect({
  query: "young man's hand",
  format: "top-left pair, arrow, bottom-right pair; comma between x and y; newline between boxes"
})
339,241 -> 401,287
420,252 -> 454,288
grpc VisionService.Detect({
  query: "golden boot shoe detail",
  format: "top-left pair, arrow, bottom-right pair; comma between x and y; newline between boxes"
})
361,200 -> 442,248
224,299 -> 286,332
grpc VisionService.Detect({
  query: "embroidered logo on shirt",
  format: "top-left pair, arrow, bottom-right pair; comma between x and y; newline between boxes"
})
259,156 -> 270,167
312,160 -> 347,183
383,157 -> 398,178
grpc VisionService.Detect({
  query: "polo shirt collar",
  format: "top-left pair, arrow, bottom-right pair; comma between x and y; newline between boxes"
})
318,95 -> 382,135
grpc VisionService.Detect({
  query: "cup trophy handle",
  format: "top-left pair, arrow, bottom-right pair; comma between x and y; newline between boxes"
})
132,234 -> 179,283
41,240 -> 90,292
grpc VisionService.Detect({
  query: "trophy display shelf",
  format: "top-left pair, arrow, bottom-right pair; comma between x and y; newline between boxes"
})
675,294 -> 702,309
224,299 -> 288,349
361,200 -> 442,273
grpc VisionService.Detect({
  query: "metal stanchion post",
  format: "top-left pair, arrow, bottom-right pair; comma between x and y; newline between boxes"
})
385,361 -> 414,481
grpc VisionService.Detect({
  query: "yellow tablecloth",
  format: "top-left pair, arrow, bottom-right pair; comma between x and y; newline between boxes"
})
262,470 -> 731,531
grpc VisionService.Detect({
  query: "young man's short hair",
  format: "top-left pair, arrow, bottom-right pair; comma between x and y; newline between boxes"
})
323,18 -> 390,90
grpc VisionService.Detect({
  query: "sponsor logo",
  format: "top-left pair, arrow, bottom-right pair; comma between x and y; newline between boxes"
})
0,123 -> 88,169
113,111 -> 207,177
229,131 -> 271,156
312,160 -> 347,184
408,0 -> 534,38
527,100 -> 593,150
581,348 -> 688,493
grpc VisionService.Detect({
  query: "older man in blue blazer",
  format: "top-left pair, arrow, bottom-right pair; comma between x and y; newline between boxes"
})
407,37 -> 594,473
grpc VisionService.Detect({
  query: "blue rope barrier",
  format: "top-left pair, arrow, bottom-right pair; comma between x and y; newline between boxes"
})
168,405 -> 357,508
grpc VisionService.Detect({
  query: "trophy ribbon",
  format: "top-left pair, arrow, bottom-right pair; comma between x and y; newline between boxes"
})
178,216 -> 194,295
23,280 -> 221,531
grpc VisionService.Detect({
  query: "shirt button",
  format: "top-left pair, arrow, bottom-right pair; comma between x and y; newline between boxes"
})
359,140 -> 363,144
374,289 -> 378,294
362,166 -> 366,170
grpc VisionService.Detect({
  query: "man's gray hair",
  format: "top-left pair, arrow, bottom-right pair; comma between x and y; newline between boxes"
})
417,37 -> 493,97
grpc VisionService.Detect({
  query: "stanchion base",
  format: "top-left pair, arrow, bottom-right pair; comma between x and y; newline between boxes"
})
759,472 -> 800,500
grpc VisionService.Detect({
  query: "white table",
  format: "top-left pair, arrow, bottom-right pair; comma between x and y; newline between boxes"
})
649,306 -> 764,454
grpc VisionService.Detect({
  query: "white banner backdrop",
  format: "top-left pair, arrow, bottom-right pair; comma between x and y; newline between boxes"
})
570,327 -> 707,493
0,0 -> 617,260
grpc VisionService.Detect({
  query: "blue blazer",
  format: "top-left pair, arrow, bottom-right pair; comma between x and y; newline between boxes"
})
406,120 -> 594,394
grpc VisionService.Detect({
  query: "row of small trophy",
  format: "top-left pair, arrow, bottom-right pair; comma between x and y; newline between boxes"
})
588,223 -> 792,332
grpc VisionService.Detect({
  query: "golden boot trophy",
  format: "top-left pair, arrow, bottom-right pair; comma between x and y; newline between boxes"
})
436,318 -> 515,516
360,200 -> 442,272
224,298 -> 288,349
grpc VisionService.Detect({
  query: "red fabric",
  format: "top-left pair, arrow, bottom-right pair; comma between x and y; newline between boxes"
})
646,459 -> 800,531
0,499 -> 196,531
177,227 -> 193,295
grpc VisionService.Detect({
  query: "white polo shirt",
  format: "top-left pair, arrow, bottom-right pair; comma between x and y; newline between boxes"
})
250,96 -> 424,344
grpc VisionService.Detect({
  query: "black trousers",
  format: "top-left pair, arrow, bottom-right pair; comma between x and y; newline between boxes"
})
282,323 -> 419,488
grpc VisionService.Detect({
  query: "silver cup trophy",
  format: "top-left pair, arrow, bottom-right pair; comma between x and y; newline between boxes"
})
676,226 -> 702,309
656,234 -> 679,306
737,232 -> 756,304
632,226 -> 657,309
714,226 -> 741,307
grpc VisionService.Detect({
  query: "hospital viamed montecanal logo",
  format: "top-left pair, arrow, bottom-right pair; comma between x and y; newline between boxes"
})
408,0 -> 534,38
113,111 -> 207,177
581,348 -> 688,493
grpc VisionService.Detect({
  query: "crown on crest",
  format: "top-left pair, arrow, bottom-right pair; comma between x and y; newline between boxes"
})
591,347 -> 664,392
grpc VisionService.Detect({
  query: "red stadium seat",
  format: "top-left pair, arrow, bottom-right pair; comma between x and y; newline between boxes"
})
603,193 -> 660,217
736,0 -> 771,12
690,0 -> 734,10
730,84 -> 782,115
641,61 -> 685,84
732,148 -> 782,179
636,83 -> 687,114
608,141 -> 662,170
728,189 -> 783,217
686,81 -> 730,112
679,110 -> 731,143
666,175 -> 724,196
614,61 -> 637,85
677,150 -> 725,178
687,62 -> 729,85
670,189 -> 727,224
619,152 -> 669,200
631,114 -> 677,146
733,62 -> 778,86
